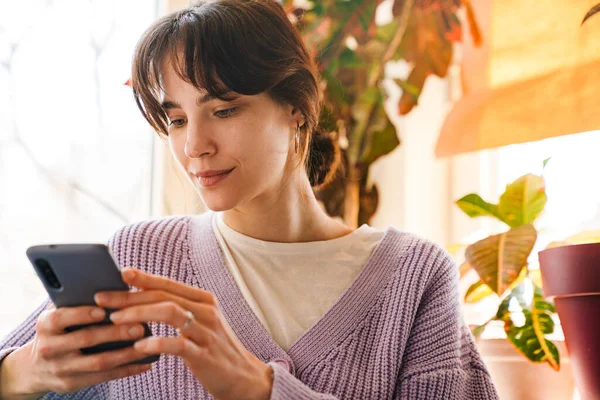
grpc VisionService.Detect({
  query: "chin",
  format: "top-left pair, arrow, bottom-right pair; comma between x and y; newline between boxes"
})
196,189 -> 240,213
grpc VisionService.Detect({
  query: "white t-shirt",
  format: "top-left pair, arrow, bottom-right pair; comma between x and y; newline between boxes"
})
212,212 -> 385,351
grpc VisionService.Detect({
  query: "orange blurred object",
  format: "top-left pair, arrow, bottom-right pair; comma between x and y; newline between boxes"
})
436,0 -> 600,157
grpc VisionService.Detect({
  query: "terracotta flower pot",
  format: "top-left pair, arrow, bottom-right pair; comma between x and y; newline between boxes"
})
539,243 -> 600,400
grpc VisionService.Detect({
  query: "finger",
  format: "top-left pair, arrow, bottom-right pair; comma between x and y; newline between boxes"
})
120,269 -> 215,304
95,289 -> 189,309
40,323 -> 146,358
37,306 -> 107,334
108,301 -> 215,345
57,362 -> 152,392
109,301 -> 193,329
95,290 -> 215,328
61,345 -> 151,374
133,336 -> 204,360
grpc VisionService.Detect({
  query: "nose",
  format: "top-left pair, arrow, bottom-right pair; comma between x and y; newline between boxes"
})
183,122 -> 213,159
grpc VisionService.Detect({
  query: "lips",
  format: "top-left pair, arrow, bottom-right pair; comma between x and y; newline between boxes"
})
194,168 -> 234,187
195,168 -> 234,178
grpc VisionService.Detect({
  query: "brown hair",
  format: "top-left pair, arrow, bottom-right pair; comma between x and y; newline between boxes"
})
130,0 -> 339,189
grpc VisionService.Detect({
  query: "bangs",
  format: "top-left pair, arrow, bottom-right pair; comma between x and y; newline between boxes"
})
130,0 -> 320,141
131,6 -> 266,137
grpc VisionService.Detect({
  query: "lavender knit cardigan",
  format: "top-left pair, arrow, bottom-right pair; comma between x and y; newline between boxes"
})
0,213 -> 499,399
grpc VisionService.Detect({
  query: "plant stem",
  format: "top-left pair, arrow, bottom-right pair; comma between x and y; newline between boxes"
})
348,0 -> 414,165
368,0 -> 415,88
343,0 -> 415,227
320,2 -> 373,72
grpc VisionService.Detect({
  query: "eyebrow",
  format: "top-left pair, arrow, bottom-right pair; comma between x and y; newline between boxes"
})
160,91 -> 234,110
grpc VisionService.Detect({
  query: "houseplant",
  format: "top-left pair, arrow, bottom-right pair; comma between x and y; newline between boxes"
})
282,0 -> 480,227
455,161 -> 562,371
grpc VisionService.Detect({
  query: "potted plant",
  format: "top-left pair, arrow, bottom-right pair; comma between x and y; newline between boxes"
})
454,161 -> 562,370
538,241 -> 600,400
537,6 -> 600,400
282,0 -> 481,227
453,161 -> 586,399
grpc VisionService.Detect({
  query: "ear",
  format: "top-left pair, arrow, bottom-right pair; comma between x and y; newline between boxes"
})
290,106 -> 306,128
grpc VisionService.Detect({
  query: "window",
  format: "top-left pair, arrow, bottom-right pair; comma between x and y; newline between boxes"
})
495,130 -> 600,251
0,0 -> 159,337
457,130 -> 600,340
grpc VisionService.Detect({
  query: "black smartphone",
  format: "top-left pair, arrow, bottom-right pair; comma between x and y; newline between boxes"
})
26,243 -> 160,365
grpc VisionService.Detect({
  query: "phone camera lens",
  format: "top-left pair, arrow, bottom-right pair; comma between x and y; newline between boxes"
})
34,259 -> 62,289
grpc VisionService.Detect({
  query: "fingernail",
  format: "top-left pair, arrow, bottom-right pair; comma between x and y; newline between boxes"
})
110,312 -> 123,322
136,364 -> 152,372
134,339 -> 148,350
91,308 -> 105,318
128,325 -> 143,337
94,293 -> 106,303
123,270 -> 136,280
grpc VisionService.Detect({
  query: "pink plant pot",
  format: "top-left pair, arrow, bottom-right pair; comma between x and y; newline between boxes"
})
539,243 -> 600,400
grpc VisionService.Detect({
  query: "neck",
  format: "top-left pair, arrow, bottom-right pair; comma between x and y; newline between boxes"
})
222,173 -> 352,243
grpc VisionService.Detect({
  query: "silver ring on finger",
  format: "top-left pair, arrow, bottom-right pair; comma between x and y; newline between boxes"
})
176,310 -> 195,335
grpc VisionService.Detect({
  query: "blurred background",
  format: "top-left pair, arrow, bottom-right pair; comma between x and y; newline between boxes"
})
2,0 -> 600,398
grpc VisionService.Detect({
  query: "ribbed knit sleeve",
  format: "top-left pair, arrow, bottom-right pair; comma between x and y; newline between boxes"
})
394,245 -> 499,400
0,297 -> 51,365
0,232 -> 134,400
0,229 -> 127,367
267,361 -> 341,400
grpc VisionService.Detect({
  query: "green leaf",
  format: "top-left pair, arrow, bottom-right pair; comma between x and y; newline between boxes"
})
311,1 -> 327,16
339,47 -> 363,68
496,282 -> 560,370
357,1 -> 376,31
348,87 -> 381,164
317,105 -> 339,134
322,69 -> 347,107
543,157 -> 551,169
325,55 -> 341,77
376,19 -> 399,42
465,280 -> 493,303
394,78 -> 420,99
456,194 -> 507,223
498,174 -> 547,227
350,87 -> 379,118
360,117 -> 400,166
465,224 -> 537,295
471,323 -> 488,339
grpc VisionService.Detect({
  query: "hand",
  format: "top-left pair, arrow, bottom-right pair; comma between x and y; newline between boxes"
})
0,303 -> 152,399
94,269 -> 273,400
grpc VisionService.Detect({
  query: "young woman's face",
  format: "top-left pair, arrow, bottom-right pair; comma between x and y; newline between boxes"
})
160,63 -> 301,212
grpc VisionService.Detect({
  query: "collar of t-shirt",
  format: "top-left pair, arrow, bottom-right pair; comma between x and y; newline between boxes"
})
214,212 -> 384,257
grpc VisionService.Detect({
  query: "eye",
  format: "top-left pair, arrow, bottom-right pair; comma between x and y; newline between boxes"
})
168,119 -> 186,128
215,107 -> 237,118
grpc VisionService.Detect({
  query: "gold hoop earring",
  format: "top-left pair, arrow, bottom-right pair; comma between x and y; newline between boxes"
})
294,123 -> 300,154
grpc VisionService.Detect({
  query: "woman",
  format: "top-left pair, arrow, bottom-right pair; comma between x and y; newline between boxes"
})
0,1 -> 499,399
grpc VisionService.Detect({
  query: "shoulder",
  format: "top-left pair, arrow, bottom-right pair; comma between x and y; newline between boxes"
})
106,214 -> 212,274
381,227 -> 458,292
107,215 -> 190,256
